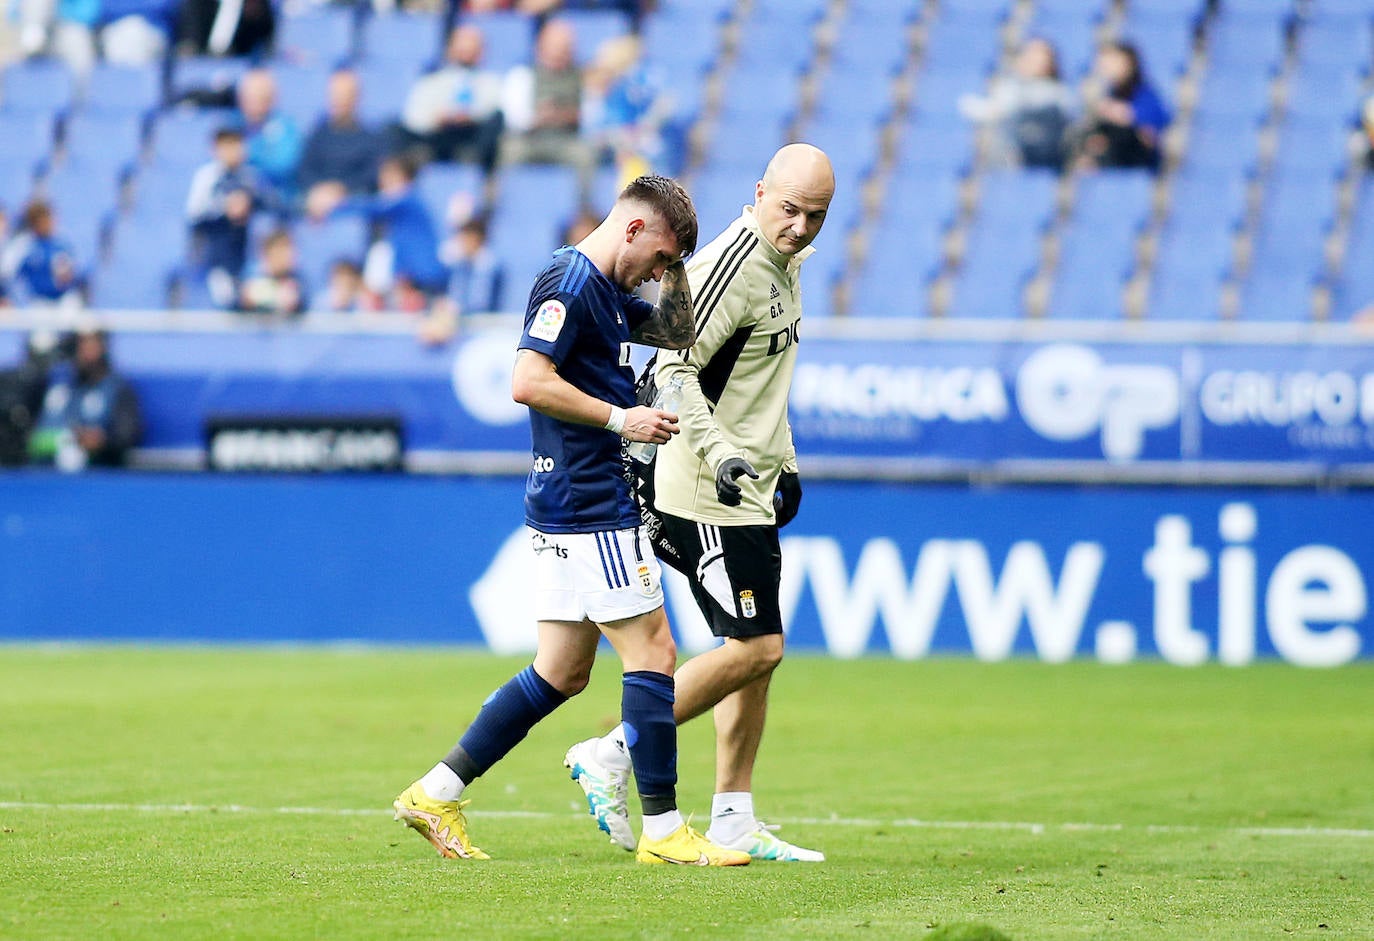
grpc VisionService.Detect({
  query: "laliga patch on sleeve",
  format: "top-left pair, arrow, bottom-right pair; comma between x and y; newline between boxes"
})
529,299 -> 567,342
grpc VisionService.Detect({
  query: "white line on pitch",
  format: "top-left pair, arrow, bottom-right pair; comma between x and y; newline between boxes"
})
2,801 -> 1372,839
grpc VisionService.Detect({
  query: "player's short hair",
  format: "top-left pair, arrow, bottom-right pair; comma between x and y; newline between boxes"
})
619,175 -> 698,256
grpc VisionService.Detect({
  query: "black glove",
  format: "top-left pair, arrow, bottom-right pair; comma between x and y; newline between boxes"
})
773,470 -> 802,527
714,456 -> 759,507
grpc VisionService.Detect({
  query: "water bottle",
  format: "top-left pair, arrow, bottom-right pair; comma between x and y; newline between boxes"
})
626,376 -> 685,464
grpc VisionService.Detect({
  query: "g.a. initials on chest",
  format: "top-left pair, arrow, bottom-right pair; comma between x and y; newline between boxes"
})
763,275 -> 802,357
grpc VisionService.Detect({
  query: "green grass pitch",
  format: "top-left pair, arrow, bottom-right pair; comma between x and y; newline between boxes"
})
2,646 -> 1372,940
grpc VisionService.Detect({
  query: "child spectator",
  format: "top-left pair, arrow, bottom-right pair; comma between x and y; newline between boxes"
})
1073,41 -> 1171,173
960,37 -> 1075,172
186,126 -> 269,308
1362,92 -> 1374,170
311,258 -> 376,314
28,327 -> 141,470
400,25 -> 506,174
583,35 -> 675,182
443,215 -> 504,313
0,200 -> 85,307
310,154 -> 447,311
238,228 -> 308,316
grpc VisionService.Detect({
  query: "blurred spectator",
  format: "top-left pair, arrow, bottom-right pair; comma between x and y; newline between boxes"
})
959,37 -> 1075,172
186,126 -> 269,308
0,200 -> 85,308
28,327 -> 141,470
311,154 -> 447,311
443,215 -> 504,312
16,0 -> 174,75
0,333 -> 54,465
238,69 -> 303,201
1073,41 -> 1170,173
1363,92 -> 1374,170
583,34 -> 674,182
399,25 -> 505,174
0,205 -> 10,306
238,228 -> 308,316
499,18 -> 593,178
311,258 -> 377,314
298,70 -> 387,206
177,0 -> 274,57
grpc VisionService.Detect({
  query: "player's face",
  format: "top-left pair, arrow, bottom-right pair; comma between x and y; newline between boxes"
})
614,218 -> 682,291
754,178 -> 832,256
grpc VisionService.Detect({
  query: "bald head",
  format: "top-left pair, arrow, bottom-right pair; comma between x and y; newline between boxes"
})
754,143 -> 834,256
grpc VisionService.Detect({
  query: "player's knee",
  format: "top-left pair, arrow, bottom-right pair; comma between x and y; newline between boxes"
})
534,657 -> 594,697
740,633 -> 784,674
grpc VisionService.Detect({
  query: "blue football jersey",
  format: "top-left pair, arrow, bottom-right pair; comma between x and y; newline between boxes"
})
518,247 -> 655,534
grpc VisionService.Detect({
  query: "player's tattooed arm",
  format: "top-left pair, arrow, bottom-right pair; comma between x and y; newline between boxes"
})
630,260 -> 695,350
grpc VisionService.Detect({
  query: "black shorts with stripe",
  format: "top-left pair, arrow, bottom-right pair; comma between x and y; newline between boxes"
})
653,509 -> 783,639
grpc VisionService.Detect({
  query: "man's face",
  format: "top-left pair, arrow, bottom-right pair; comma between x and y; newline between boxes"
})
612,216 -> 681,292
753,176 -> 831,256
75,334 -> 104,372
217,137 -> 245,168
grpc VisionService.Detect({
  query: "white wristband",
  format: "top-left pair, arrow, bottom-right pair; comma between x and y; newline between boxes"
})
604,405 -> 626,434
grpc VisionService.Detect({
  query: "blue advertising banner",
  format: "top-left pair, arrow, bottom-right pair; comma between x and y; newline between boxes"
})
4,322 -> 1374,476
3,473 -> 1369,666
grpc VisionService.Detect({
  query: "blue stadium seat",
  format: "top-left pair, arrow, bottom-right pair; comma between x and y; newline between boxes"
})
1120,12 -> 1196,77
1332,179 -> 1374,319
294,215 -> 370,291
562,8 -> 633,64
0,112 -> 56,164
1025,10 -> 1101,78
829,9 -> 912,75
977,170 -> 1059,228
641,7 -> 720,75
416,162 -> 485,232
1283,64 -> 1363,121
1239,268 -> 1317,321
93,219 -> 184,309
488,164 -> 580,295
948,222 -> 1041,318
753,0 -> 829,17
0,154 -> 37,210
1182,114 -> 1263,175
797,211 -> 849,319
63,112 -> 147,170
687,168 -> 750,240
715,61 -> 802,124
1046,236 -> 1133,319
736,14 -> 819,74
817,50 -> 899,122
1167,170 -> 1249,231
272,63 -> 332,128
849,227 -> 940,319
1269,114 -> 1351,178
1,59 -> 74,114
923,17 -> 1003,76
707,113 -> 791,173
1240,175 -> 1336,320
364,11 -> 442,65
277,6 -> 358,67
1149,215 -> 1236,320
1296,17 -> 1374,70
149,109 -> 233,167
464,12 -> 537,71
171,57 -> 250,103
1207,13 -> 1288,68
355,59 -> 425,127
911,66 -> 984,119
1192,62 -> 1273,120
82,64 -> 162,115
894,113 -> 976,173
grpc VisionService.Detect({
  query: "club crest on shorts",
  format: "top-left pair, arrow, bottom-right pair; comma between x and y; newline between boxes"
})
739,589 -> 757,619
637,563 -> 654,596
529,299 -> 567,342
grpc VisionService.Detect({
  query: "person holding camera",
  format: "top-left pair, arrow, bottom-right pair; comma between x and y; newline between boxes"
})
28,328 -> 142,470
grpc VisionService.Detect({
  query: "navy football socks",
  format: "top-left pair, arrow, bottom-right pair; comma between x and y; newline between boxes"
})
444,665 -> 567,783
621,670 -> 677,815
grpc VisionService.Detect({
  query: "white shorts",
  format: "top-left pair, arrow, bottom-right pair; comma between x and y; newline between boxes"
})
528,526 -> 664,625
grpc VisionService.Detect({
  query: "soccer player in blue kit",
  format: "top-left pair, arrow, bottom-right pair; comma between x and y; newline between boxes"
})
393,176 -> 751,866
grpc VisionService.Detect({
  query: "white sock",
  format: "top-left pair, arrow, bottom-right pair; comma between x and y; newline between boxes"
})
595,725 -> 632,771
708,791 -> 755,842
641,809 -> 684,841
418,762 -> 465,802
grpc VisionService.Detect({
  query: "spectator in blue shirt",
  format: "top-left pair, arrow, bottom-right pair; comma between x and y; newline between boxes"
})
298,70 -> 387,204
1075,41 -> 1171,173
238,68 -> 303,202
310,154 -> 447,310
0,201 -> 85,307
